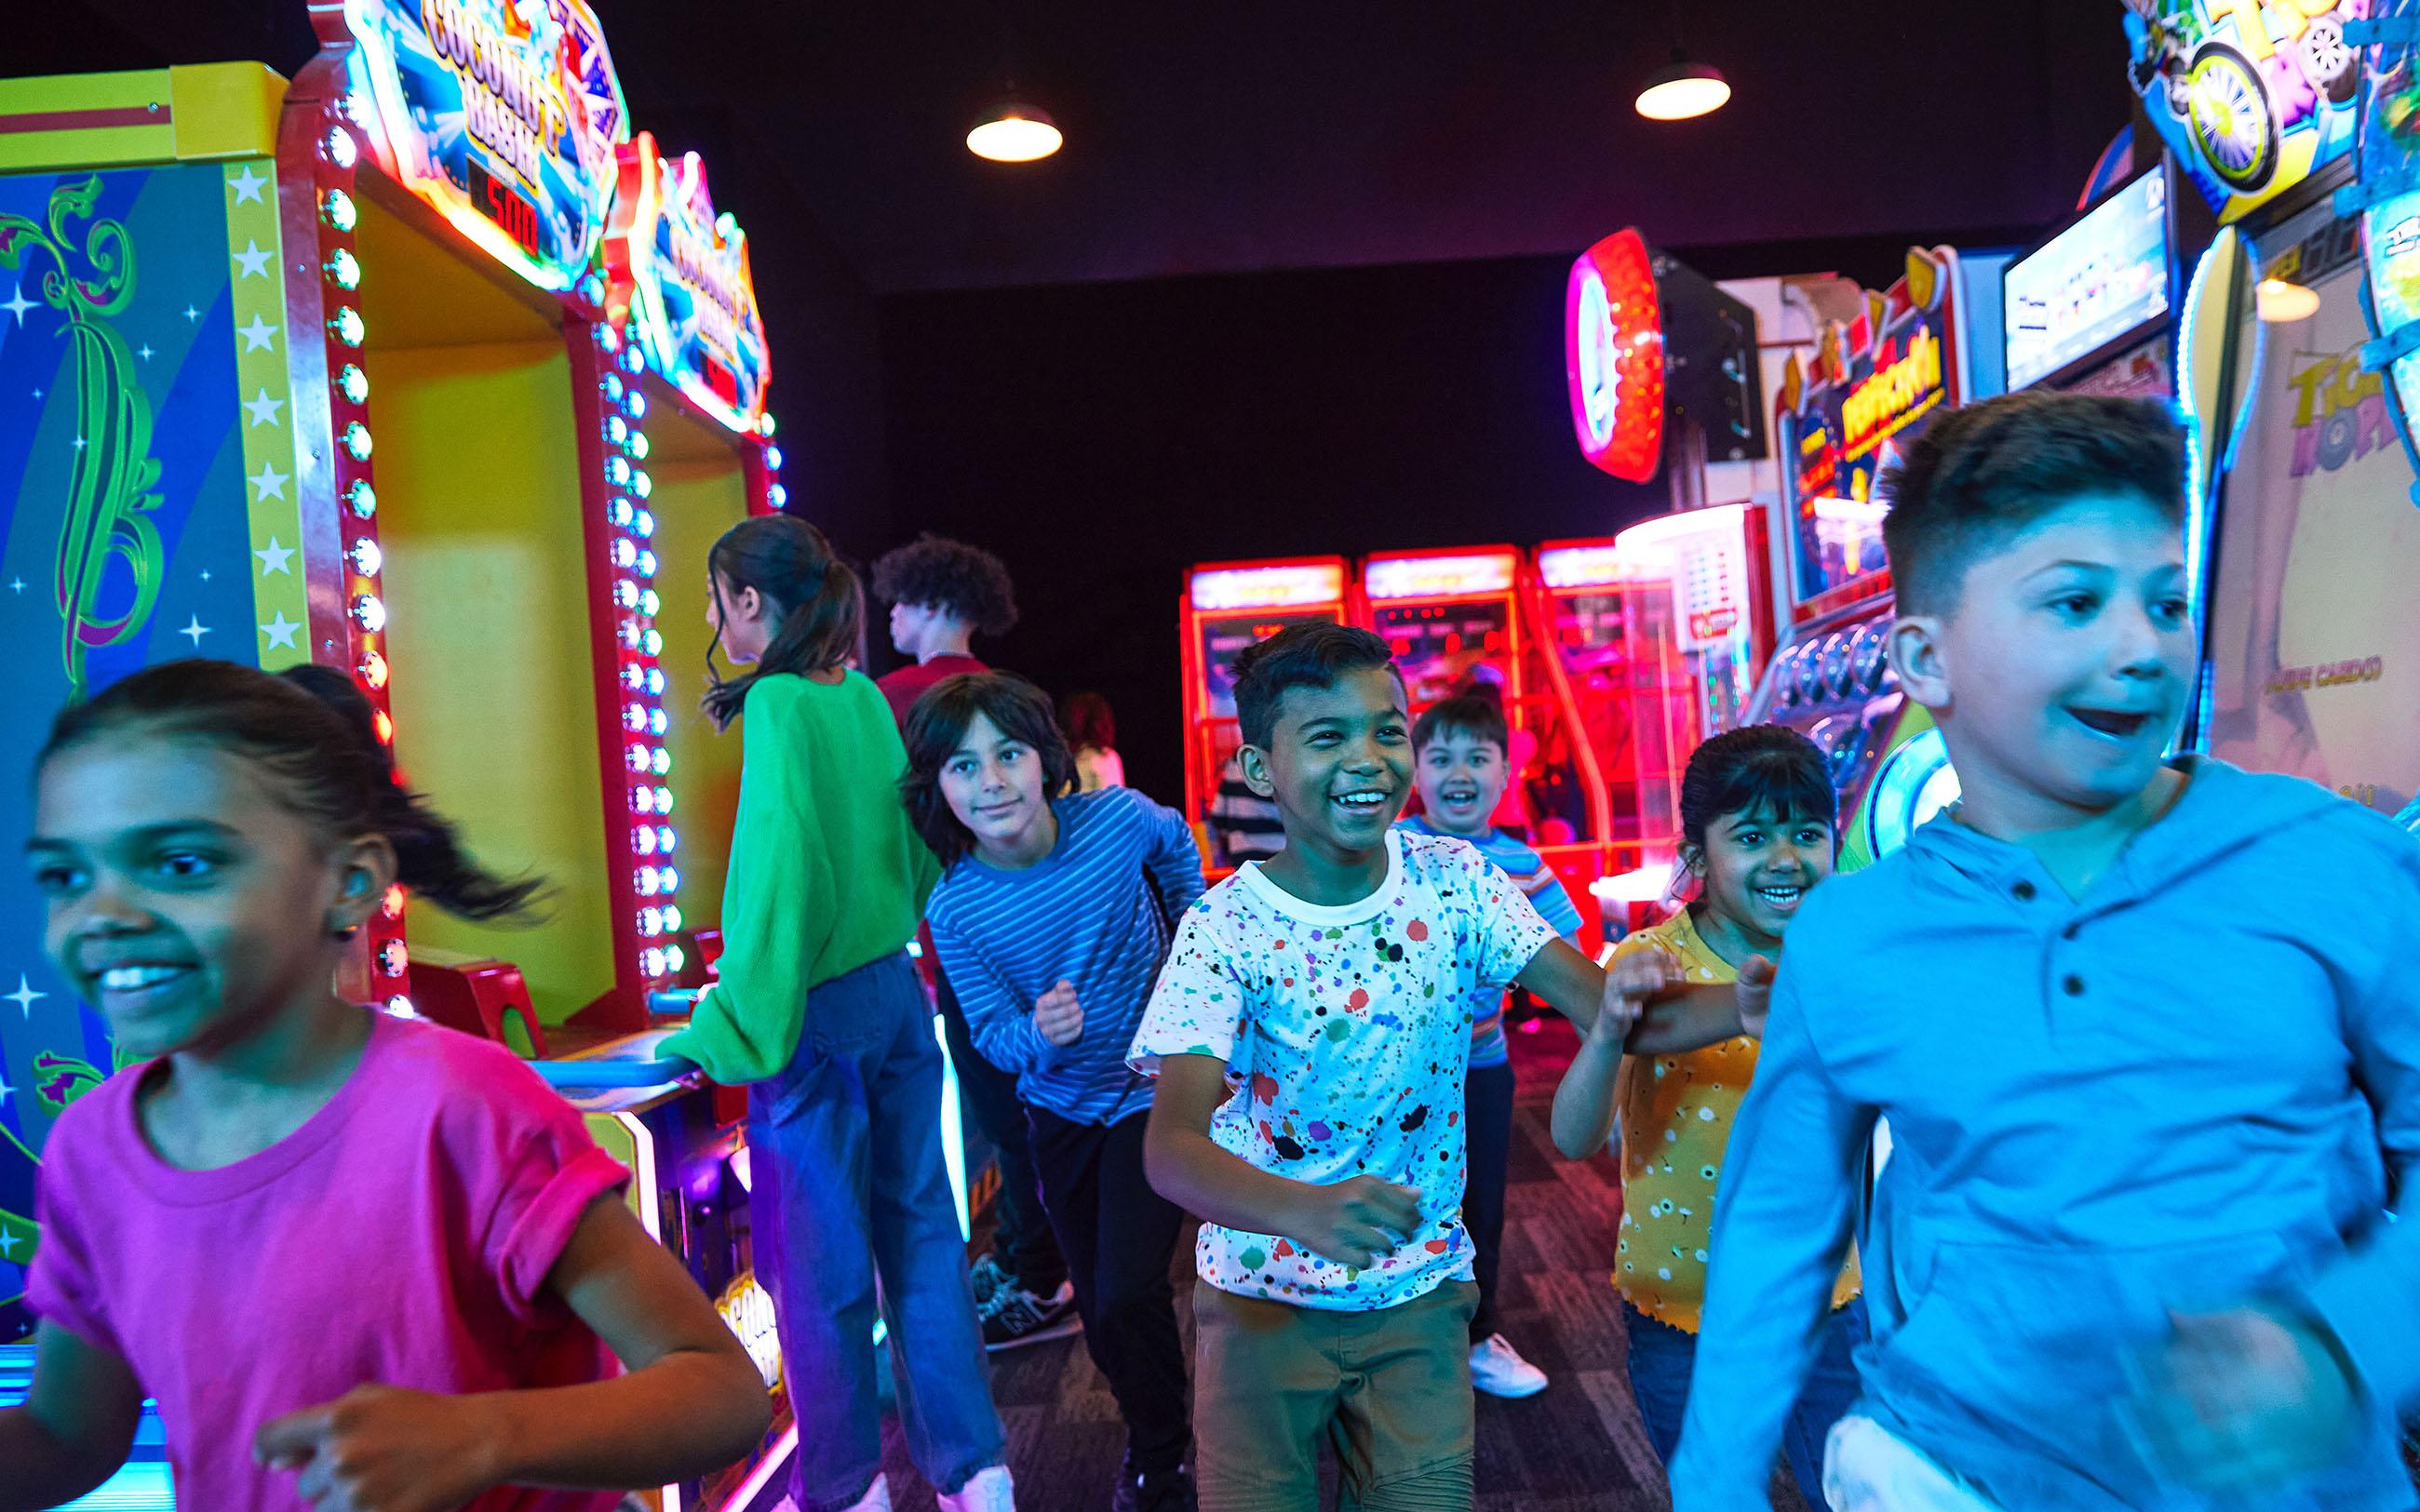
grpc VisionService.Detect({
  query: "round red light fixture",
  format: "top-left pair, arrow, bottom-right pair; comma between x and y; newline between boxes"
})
1565,229 -> 1665,482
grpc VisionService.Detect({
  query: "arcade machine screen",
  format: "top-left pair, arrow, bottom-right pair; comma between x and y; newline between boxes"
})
2200,194 -> 2419,820
1179,558 -> 1352,851
1365,549 -> 1520,705
2004,164 -> 2176,399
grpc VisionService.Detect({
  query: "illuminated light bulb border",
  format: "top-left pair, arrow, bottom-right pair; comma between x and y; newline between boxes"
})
305,103 -> 406,1002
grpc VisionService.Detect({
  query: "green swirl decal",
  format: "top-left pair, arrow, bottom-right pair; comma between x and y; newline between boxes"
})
0,176 -> 167,700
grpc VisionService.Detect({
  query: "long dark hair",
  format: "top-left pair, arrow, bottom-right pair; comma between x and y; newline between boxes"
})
1673,724 -> 1835,899
1060,690 -> 1116,752
39,660 -> 544,920
900,672 -> 1078,866
703,515 -> 865,729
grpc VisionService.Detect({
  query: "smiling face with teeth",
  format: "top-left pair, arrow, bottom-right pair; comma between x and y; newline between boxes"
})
1240,664 -> 1412,899
1413,725 -> 1508,840
1890,489 -> 2194,833
1685,803 -> 1836,957
29,732 -> 391,1062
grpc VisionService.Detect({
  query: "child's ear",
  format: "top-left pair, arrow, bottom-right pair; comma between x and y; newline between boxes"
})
1237,744 -> 1277,798
1680,843 -> 1706,877
1888,614 -> 1951,713
328,835 -> 400,938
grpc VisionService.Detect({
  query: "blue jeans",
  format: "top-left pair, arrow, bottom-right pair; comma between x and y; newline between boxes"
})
1624,1298 -> 1866,1506
747,951 -> 1006,1511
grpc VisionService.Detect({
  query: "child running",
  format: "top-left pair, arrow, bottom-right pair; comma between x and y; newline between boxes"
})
1670,394 -> 2420,1511
6,661 -> 768,1510
665,515 -> 1011,1512
905,672 -> 1204,1512
1131,622 -> 1683,1510
1550,725 -> 1863,1505
1396,693 -> 1585,1399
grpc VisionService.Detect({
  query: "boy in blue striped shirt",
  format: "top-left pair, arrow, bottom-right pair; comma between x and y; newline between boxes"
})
905,672 -> 1206,1512
1398,694 -> 1586,1400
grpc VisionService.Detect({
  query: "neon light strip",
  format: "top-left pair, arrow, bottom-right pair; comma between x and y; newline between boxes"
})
612,1111 -> 661,1241
1364,551 -> 1517,599
715,1422 -> 799,1511
936,1012 -> 971,1240
1190,563 -> 1344,610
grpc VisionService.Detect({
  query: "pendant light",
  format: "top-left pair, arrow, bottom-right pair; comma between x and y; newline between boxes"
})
1635,4 -> 1730,122
968,99 -> 1062,162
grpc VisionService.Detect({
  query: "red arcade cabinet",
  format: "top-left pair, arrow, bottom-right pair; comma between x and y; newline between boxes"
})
1177,556 -> 1358,863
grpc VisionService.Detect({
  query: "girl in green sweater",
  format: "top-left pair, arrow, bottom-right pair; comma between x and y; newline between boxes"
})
663,515 -> 1012,1512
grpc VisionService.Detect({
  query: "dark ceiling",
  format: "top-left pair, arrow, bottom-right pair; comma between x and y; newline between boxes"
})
42,1 -> 2132,295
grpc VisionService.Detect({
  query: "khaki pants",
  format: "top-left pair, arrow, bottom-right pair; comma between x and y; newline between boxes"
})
1192,1278 -> 1479,1512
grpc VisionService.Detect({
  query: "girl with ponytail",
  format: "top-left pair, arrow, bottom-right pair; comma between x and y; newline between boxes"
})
666,515 -> 1015,1512
8,659 -> 769,1511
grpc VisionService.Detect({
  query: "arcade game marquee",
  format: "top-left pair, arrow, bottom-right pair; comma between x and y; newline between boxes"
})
0,2 -> 808,1504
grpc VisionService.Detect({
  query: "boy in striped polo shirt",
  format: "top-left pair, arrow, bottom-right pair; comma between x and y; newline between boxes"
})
1398,694 -> 1585,1399
905,671 -> 1207,1512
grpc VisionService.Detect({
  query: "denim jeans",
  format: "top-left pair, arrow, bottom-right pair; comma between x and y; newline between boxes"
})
1624,1297 -> 1867,1507
1462,1060 -> 1516,1343
748,951 -> 1006,1511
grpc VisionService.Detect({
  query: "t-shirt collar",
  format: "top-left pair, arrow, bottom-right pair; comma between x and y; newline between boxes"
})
1237,826 -> 1405,926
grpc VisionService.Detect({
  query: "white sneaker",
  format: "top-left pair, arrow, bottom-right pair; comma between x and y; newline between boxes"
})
842,1476 -> 894,1512
937,1465 -> 1015,1512
1469,1332 -> 1549,1398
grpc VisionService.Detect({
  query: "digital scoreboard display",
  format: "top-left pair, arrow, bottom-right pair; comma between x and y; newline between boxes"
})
468,157 -> 544,261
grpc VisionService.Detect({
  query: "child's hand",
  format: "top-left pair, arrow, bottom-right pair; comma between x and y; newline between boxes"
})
1735,954 -> 1777,1038
255,1385 -> 496,1512
1033,980 -> 1085,1046
1287,1174 -> 1423,1269
2124,1305 -> 2359,1492
1594,946 -> 1680,1044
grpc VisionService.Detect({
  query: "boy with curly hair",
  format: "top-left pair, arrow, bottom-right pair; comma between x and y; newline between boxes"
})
872,535 -> 1021,726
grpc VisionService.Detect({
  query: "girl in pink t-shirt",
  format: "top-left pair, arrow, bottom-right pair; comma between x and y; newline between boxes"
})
4,661 -> 769,1512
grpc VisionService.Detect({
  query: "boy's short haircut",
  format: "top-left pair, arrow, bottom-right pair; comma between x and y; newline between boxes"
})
871,534 -> 1020,636
1230,622 -> 1401,750
1880,392 -> 2187,616
899,671 -> 1077,864
1411,695 -> 1509,757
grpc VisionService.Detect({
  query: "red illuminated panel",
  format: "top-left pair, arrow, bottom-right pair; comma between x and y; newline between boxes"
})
1565,229 -> 1665,482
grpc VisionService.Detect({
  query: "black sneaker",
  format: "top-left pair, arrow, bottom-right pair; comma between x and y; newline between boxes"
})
967,1252 -> 1014,1308
1110,1461 -> 1196,1512
979,1279 -> 1080,1350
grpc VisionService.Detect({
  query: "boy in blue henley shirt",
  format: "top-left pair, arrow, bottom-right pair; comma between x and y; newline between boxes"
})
1670,394 -> 2420,1512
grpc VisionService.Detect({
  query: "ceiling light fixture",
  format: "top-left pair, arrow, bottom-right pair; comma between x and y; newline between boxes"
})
1636,49 -> 1731,121
967,101 -> 1062,162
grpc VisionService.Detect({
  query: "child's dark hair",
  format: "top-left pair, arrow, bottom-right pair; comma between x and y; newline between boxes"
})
1881,392 -> 2186,615
705,515 -> 865,729
1230,622 -> 1402,750
1411,695 -> 1508,757
38,660 -> 543,920
870,534 -> 1019,636
899,672 -> 1077,865
1061,690 -> 1116,751
1678,725 -> 1835,863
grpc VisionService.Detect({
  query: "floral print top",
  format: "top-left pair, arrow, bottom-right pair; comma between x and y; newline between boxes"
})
1130,828 -> 1553,1310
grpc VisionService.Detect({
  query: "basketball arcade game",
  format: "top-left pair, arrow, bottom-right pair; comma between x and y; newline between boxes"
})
0,1 -> 795,1503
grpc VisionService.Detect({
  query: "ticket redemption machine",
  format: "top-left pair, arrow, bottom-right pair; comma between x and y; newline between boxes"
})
0,2 -> 798,1500
2143,0 -> 2420,825
1745,248 -> 2001,868
1177,556 -> 1358,868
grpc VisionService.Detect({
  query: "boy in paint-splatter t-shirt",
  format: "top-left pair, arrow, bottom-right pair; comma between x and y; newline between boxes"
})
1131,622 -> 1678,1508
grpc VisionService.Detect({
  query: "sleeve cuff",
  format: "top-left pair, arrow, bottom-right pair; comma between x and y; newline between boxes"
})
494,1145 -> 631,1322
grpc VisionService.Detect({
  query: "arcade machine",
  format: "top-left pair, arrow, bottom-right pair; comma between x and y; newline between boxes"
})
1556,229 -> 1773,917
0,1 -> 799,1500
1744,244 -> 2000,868
1177,555 -> 1357,865
2129,0 -> 2420,825
1354,545 -> 1617,943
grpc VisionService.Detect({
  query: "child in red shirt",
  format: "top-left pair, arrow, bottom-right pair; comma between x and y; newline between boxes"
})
5,661 -> 767,1511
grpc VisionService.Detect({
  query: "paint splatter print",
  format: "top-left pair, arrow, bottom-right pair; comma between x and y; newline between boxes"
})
1128,827 -> 1553,1310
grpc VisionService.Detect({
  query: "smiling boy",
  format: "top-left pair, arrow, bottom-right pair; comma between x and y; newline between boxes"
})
1398,695 -> 1584,1399
1669,394 -> 2420,1511
1131,623 -> 1675,1510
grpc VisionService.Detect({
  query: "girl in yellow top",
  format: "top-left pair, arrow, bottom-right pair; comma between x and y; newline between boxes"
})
1553,726 -> 1864,1505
